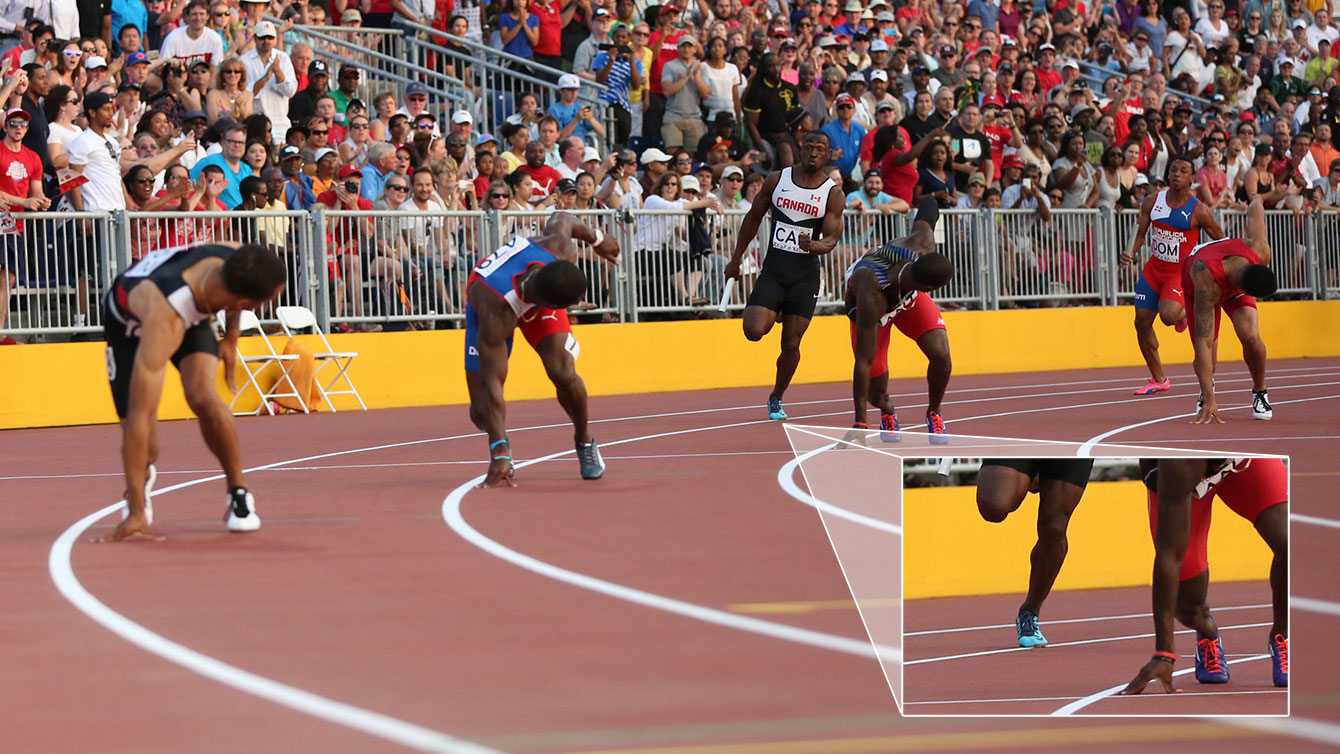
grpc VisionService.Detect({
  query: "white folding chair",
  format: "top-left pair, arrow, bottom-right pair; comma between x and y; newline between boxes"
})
274,306 -> 367,411
218,311 -> 306,416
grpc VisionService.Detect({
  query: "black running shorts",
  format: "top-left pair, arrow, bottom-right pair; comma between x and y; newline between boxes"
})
746,260 -> 821,319
104,317 -> 219,419
980,458 -> 1095,489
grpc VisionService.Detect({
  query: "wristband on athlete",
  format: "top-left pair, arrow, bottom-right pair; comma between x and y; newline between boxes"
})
852,422 -> 870,429
1152,651 -> 1177,664
590,228 -> 604,248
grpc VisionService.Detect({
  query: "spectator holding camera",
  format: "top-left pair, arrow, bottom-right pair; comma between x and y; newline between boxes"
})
593,22 -> 644,149
661,36 -> 710,152
550,73 -> 606,143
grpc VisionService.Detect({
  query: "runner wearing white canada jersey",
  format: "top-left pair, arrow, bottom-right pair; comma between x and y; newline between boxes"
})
1121,158 -> 1226,396
723,130 -> 846,421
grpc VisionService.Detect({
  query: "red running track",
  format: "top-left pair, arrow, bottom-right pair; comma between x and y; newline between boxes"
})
1,357 -> 1338,753
904,582 -> 1286,715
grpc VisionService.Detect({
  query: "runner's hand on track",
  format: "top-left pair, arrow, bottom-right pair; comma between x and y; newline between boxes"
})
96,513 -> 165,543
1119,658 -> 1178,695
479,457 -> 517,488
839,426 -> 868,448
1191,400 -> 1224,424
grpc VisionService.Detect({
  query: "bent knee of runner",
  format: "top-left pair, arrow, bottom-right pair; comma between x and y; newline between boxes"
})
1158,302 -> 1185,328
976,496 -> 1012,523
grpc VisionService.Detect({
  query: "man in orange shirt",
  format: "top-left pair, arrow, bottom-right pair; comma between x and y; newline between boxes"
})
1311,122 -> 1340,174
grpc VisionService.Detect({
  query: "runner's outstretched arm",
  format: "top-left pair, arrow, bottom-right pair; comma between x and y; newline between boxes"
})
725,172 -> 780,279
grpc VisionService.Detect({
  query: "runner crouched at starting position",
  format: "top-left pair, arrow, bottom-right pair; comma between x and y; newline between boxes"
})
844,196 -> 954,442
465,212 -> 621,488
102,242 -> 287,542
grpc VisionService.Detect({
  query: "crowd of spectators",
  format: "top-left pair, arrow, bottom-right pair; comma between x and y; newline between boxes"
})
1,0 -> 1336,340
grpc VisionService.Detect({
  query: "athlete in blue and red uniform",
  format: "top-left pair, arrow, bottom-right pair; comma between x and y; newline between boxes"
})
1121,157 -> 1226,395
1182,198 -> 1278,424
1122,458 -> 1288,693
465,212 -> 621,487
843,197 -> 954,443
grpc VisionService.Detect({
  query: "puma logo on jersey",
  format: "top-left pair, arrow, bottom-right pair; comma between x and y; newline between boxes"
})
468,346 -> 479,355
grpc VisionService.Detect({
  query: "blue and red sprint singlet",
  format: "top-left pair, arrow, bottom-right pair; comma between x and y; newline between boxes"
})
468,236 -> 557,318
1148,189 -> 1201,266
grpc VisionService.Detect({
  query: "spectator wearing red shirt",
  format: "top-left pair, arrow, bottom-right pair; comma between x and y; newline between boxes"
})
981,103 -> 1019,182
530,0 -> 568,72
315,163 -> 375,325
0,107 -> 49,341
1034,44 -> 1062,95
877,124 -> 945,204
518,140 -> 563,200
646,4 -> 686,144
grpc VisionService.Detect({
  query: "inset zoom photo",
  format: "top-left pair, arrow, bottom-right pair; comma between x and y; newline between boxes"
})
901,457 -> 1288,717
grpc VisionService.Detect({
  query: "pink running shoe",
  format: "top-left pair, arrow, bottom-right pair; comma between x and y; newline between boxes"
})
1134,378 -> 1172,395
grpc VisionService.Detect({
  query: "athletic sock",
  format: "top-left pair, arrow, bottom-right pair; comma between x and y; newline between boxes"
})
915,196 -> 940,230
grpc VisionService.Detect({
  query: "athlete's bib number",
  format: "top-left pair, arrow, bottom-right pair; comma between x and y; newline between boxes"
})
125,244 -> 190,278
771,219 -> 811,254
474,238 -> 528,277
1149,227 -> 1183,263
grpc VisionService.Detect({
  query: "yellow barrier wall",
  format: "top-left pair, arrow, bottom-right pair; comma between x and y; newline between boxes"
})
903,480 -> 1276,600
2,300 -> 1337,429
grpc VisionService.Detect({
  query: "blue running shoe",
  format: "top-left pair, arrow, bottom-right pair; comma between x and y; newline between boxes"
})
1195,636 -> 1230,683
577,439 -> 605,480
1270,634 -> 1288,687
879,411 -> 901,443
768,395 -> 788,421
927,410 -> 949,444
1016,609 -> 1047,647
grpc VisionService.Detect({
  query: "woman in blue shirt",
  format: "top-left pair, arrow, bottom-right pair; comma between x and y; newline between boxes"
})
913,140 -> 957,208
498,0 -> 540,60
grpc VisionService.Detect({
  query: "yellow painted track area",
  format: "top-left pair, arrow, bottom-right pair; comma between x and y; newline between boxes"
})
903,480 -> 1276,600
3,300 -> 1338,429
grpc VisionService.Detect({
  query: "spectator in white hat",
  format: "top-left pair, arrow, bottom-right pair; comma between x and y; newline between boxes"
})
241,21 -> 296,142
636,146 -> 671,195
661,36 -> 709,152
549,73 -> 607,143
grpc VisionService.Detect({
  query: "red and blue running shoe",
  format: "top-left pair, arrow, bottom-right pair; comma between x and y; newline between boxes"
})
879,411 -> 900,443
1134,377 -> 1171,395
1270,634 -> 1288,687
1195,636 -> 1229,683
926,410 -> 949,444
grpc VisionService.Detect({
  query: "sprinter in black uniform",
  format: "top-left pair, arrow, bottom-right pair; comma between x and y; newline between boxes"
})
101,242 -> 286,542
724,130 -> 846,420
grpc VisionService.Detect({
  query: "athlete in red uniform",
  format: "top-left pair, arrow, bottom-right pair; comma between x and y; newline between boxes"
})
1121,458 -> 1288,693
1182,198 -> 1278,424
1121,157 -> 1225,395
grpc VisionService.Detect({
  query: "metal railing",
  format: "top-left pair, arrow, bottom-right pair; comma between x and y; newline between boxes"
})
396,20 -> 617,154
269,18 -> 473,125
1,206 -> 1330,341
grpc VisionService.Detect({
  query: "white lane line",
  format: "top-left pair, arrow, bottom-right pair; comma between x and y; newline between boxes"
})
906,689 -> 1288,706
904,604 -> 1272,637
1078,388 -> 1340,455
49,443 -> 508,754
906,622 -> 1274,666
441,418 -> 900,663
1051,655 -> 1271,716
777,449 -> 902,536
1295,596 -> 1340,617
1293,513 -> 1340,531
